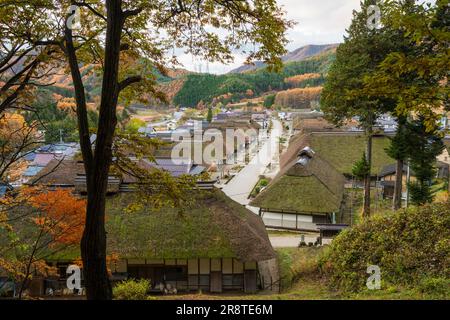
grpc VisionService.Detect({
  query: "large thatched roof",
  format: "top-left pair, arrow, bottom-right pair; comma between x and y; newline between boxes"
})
30,159 -> 82,186
281,132 -> 393,176
106,190 -> 275,262
50,190 -> 276,262
307,133 -> 393,175
250,145 -> 345,214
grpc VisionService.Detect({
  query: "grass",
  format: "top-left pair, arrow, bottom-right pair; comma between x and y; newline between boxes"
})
267,230 -> 303,237
249,177 -> 270,198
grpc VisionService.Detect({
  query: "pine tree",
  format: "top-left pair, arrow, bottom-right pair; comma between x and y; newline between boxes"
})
405,116 -> 444,205
321,0 -> 399,218
385,116 -> 409,210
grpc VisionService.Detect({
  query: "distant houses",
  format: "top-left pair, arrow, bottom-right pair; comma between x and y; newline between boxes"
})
17,142 -> 79,185
30,157 -> 207,193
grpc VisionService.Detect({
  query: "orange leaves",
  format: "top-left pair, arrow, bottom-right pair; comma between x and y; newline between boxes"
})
284,73 -> 321,87
27,188 -> 86,245
275,87 -> 323,109
56,97 -> 77,113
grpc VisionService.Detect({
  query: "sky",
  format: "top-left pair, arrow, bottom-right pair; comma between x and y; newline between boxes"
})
176,0 -> 362,74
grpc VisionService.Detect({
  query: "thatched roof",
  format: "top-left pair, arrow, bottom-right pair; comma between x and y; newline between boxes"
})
250,146 -> 345,214
51,190 -> 276,262
154,138 -> 240,164
283,132 -> 394,176
308,133 -> 394,175
293,117 -> 360,133
30,159 -> 83,186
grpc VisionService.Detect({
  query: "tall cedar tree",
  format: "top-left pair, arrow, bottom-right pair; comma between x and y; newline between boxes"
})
5,0 -> 292,299
363,0 -> 449,198
405,116 -> 444,205
385,115 -> 409,210
321,0 -> 398,218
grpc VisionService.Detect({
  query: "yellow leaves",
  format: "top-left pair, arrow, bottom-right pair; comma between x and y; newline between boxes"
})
124,202 -> 144,214
0,112 -> 38,161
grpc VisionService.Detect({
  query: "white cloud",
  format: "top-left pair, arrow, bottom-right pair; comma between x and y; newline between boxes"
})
176,0 -> 361,74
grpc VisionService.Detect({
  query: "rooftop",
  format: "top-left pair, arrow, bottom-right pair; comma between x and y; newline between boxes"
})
50,190 -> 276,262
250,146 -> 345,214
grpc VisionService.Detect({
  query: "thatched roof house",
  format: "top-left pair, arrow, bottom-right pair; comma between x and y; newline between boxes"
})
251,147 -> 344,214
48,190 -> 277,294
250,145 -> 345,231
31,158 -> 206,193
106,190 -> 275,262
32,161 -> 278,293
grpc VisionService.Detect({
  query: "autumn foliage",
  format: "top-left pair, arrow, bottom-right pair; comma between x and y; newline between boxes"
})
0,188 -> 86,292
275,87 -> 323,109
284,73 -> 321,87
27,188 -> 86,245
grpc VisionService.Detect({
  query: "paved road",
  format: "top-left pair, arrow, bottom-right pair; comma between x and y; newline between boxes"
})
222,119 -> 283,205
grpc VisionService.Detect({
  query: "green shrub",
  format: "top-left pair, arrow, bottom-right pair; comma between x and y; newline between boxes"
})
113,279 -> 150,300
418,277 -> 450,298
319,202 -> 450,293
259,179 -> 269,187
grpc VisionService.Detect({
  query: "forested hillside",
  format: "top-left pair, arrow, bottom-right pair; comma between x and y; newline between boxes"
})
173,51 -> 335,107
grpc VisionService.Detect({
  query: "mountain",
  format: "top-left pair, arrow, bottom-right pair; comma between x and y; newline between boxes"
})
173,48 -> 336,107
229,44 -> 339,74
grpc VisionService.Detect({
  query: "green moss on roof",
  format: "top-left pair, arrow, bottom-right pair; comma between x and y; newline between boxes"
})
106,194 -> 235,260
46,190 -> 275,262
251,175 -> 341,214
309,134 -> 393,175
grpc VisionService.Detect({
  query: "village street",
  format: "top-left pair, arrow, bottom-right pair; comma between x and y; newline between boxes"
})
221,118 -> 308,248
222,118 -> 283,205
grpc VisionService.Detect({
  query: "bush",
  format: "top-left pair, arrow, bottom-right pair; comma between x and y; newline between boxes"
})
418,277 -> 450,298
319,202 -> 450,293
113,279 -> 150,300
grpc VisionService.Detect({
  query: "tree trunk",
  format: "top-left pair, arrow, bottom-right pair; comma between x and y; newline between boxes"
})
80,0 -> 123,300
393,159 -> 404,210
60,0 -> 124,300
363,127 -> 373,218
